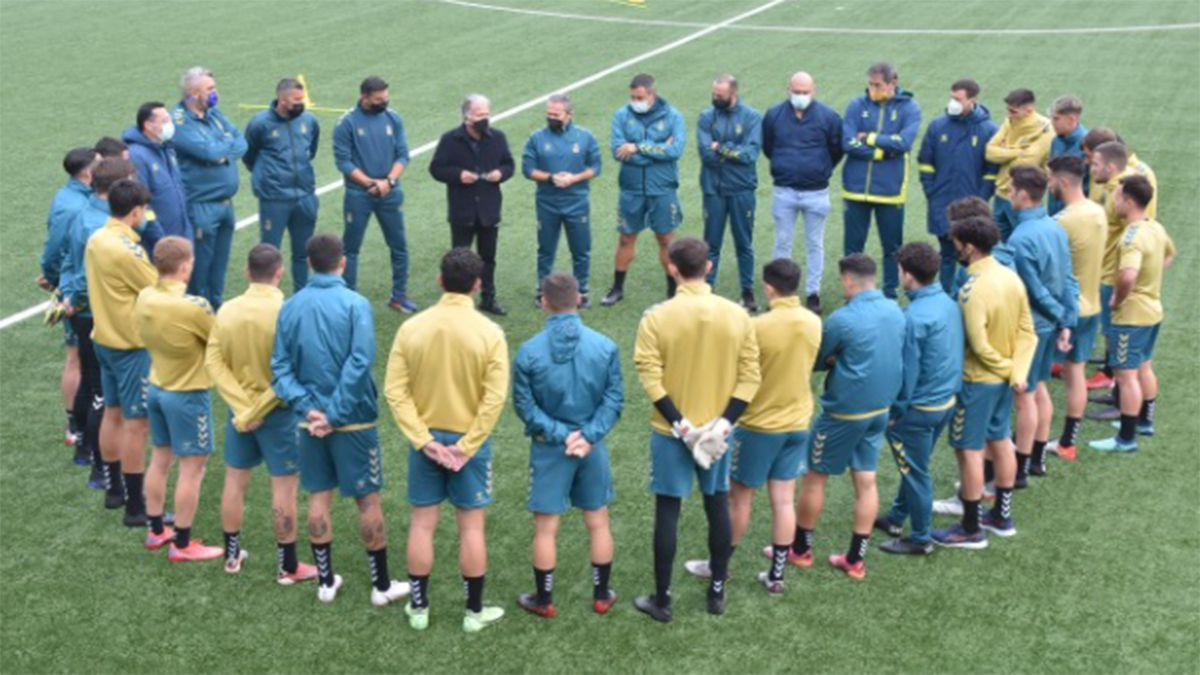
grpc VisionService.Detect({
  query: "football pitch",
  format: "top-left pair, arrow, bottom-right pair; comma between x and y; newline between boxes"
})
1,1 -> 1198,673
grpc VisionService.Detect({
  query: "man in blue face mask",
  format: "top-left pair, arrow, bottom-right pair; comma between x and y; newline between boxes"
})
172,66 -> 247,310
124,102 -> 186,251
916,78 -> 1000,295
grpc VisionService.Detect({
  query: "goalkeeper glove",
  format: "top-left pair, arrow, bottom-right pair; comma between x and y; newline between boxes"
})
696,418 -> 733,463
671,417 -> 705,450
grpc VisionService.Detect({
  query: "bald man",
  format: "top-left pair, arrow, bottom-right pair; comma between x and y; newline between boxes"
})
762,72 -> 844,315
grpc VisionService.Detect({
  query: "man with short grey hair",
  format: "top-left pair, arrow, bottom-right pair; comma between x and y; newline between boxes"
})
172,66 -> 247,309
430,93 -> 515,315
244,78 -> 320,291
762,71 -> 844,314
522,94 -> 602,308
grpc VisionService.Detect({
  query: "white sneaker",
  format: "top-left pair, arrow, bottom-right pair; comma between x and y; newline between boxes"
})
317,574 -> 344,603
1045,439 -> 1060,456
224,549 -> 249,574
683,559 -> 712,579
933,495 -> 964,516
370,579 -> 411,607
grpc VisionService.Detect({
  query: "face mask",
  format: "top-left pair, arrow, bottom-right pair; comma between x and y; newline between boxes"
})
366,101 -> 388,114
630,100 -> 650,114
286,104 -> 305,119
160,120 -> 176,142
790,93 -> 812,111
473,118 -> 489,133
205,91 -> 219,109
712,97 -> 731,111
947,99 -> 965,117
546,118 -> 565,132
869,90 -> 891,103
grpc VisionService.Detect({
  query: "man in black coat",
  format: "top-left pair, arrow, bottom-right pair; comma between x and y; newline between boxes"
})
429,94 -> 516,316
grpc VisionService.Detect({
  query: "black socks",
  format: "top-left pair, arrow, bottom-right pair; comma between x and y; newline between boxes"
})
653,495 -> 681,607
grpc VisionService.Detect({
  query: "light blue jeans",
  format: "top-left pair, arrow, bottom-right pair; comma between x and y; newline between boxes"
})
770,186 -> 831,295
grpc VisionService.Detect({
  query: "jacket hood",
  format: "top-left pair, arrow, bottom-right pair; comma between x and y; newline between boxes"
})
122,125 -> 159,149
546,313 -> 582,364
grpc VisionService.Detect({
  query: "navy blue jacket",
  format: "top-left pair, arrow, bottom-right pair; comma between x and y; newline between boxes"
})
917,104 -> 1000,236
842,89 -> 922,203
762,100 -> 844,191
124,126 -> 191,240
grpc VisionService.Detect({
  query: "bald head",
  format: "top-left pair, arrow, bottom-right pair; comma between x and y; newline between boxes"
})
789,71 -> 815,93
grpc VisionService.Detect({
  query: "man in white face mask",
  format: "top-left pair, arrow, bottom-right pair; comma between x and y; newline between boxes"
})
123,102 -> 191,243
761,71 -> 844,315
916,78 -> 1000,295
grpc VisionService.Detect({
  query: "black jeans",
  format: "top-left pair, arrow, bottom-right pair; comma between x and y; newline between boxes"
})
450,220 -> 499,301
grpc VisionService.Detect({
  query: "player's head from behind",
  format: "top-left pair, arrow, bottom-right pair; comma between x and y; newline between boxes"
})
1090,141 -> 1129,184
360,76 -> 389,115
153,236 -> 194,283
866,62 -> 898,102
439,247 -> 484,296
540,272 -> 580,314
629,73 -> 657,113
107,178 -> 151,230
946,195 -> 991,228
92,158 -> 137,198
1008,164 -> 1049,210
1050,95 -> 1083,136
246,243 -> 284,287
947,78 -> 980,118
307,233 -> 345,277
94,136 -> 129,160
837,253 -> 876,299
950,215 -> 1000,267
897,243 -> 940,293
1081,127 -> 1119,159
666,237 -> 711,284
1048,154 -> 1087,203
63,147 -> 100,185
137,101 -> 173,144
1003,88 -> 1036,123
762,258 -> 800,301
1114,174 -> 1154,221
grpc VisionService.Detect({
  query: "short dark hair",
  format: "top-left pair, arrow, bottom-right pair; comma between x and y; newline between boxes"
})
107,179 -> 151,218
542,272 -> 579,311
1094,141 -> 1129,169
247,243 -> 283,282
898,243 -> 940,286
629,73 -> 656,91
92,158 -> 137,194
136,101 -> 166,132
947,196 -> 992,224
867,62 -> 898,81
63,148 -> 97,177
950,78 -> 980,99
360,76 -> 388,96
153,236 -> 193,276
276,77 -> 304,96
762,258 -> 800,296
838,253 -> 876,279
1009,164 -> 1049,202
951,215 -> 1001,255
93,136 -> 128,158
1082,127 -> 1119,152
306,233 -> 345,274
668,237 -> 709,279
1004,88 -> 1036,107
1048,154 -> 1086,181
440,247 -> 484,294
1119,174 -> 1154,209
